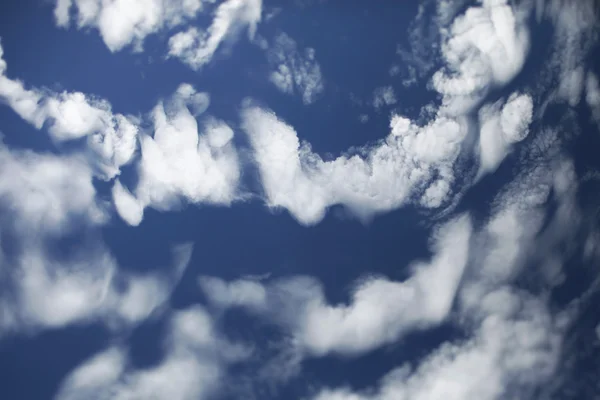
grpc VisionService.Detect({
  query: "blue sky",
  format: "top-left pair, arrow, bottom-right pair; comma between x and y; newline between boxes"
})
0,0 -> 600,399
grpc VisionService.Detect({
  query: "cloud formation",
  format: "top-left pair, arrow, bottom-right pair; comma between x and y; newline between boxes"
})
168,0 -> 263,69
112,85 -> 240,225
372,86 -> 397,110
0,43 -> 137,179
56,306 -> 250,400
309,148 -> 582,400
477,92 -> 533,177
200,215 -> 472,357
0,142 -> 193,333
53,0 -> 210,51
432,0 -> 530,114
241,104 -> 468,224
266,32 -> 324,104
0,45 -> 241,225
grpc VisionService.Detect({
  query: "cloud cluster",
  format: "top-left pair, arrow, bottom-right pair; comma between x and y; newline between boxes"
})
0,142 -> 193,334
200,215 -> 472,357
432,0 -> 530,114
54,0 -> 210,51
241,104 -> 468,225
168,0 -> 263,69
312,294 -> 562,400
56,306 -> 250,400
0,45 -> 241,225
308,147 -> 582,400
112,84 -> 240,225
477,92 -> 533,177
266,32 -> 324,104
0,44 -> 137,179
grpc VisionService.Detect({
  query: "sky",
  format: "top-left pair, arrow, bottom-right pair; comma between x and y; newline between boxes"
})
0,0 -> 600,399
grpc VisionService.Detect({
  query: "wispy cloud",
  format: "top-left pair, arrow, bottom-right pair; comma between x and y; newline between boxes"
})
266,32 -> 324,104
0,45 -> 241,225
432,0 -> 530,114
199,215 -> 472,356
168,0 -> 263,69
53,0 -> 211,51
477,92 -> 533,177
372,86 -> 397,110
56,306 -> 250,400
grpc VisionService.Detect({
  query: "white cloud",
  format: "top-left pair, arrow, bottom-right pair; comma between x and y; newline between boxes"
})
0,142 -> 193,333
56,306 -> 250,400
372,86 -> 397,110
586,72 -> 600,125
477,92 -> 533,177
432,0 -> 530,114
199,276 -> 268,310
241,104 -> 468,225
168,0 -> 263,70
266,32 -> 324,104
0,44 -> 138,180
312,292 -> 562,400
112,85 -> 240,226
0,47 -> 239,224
200,215 -> 472,356
54,0 -> 210,51
309,153 -> 581,400
0,144 -> 105,235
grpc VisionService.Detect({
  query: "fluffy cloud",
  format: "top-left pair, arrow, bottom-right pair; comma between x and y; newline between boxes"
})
477,92 -> 533,177
112,85 -> 240,225
0,142 -> 193,333
266,32 -> 324,104
53,0 -> 210,51
56,306 -> 250,400
0,46 -> 240,225
432,0 -> 530,114
310,151 -> 581,400
168,0 -> 263,69
312,293 -> 562,400
0,43 -> 138,179
241,104 -> 468,225
200,215 -> 472,356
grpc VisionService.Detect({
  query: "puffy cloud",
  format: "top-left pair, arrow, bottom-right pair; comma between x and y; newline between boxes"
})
309,153 -> 581,400
312,292 -> 562,400
56,306 -> 250,400
168,0 -> 263,70
477,93 -> 533,177
0,47 -> 239,224
0,44 -> 138,180
0,142 -> 193,333
432,0 -> 530,114
241,104 -> 468,225
53,0 -> 210,51
112,85 -> 240,225
200,215 -> 472,356
266,32 -> 324,104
